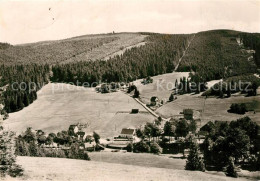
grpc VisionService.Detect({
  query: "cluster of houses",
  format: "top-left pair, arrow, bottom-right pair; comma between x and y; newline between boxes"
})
40,123 -> 96,151
108,109 -> 203,151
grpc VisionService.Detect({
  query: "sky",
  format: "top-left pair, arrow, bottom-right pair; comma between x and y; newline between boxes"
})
0,0 -> 260,45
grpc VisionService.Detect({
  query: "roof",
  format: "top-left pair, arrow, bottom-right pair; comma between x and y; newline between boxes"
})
69,125 -> 78,130
120,128 -> 135,135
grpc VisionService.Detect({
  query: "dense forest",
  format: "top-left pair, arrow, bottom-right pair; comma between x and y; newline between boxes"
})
51,34 -> 192,84
177,30 -> 257,82
0,64 -> 50,113
240,33 -> 260,67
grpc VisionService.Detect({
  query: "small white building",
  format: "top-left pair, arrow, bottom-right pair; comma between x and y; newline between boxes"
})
119,128 -> 136,139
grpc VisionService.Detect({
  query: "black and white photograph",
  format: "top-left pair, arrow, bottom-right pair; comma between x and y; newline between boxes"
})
0,0 -> 260,180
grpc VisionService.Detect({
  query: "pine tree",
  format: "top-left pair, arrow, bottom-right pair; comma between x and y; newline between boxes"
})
185,141 -> 205,171
0,127 -> 23,177
0,96 -> 23,177
169,93 -> 174,102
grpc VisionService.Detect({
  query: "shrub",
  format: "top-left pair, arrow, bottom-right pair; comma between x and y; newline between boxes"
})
225,157 -> 238,178
150,142 -> 162,154
228,103 -> 248,114
7,164 -> 24,177
83,152 -> 91,160
169,94 -> 174,102
133,141 -> 150,153
126,143 -> 133,152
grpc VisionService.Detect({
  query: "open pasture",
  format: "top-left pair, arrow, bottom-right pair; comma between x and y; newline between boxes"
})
4,83 -> 154,137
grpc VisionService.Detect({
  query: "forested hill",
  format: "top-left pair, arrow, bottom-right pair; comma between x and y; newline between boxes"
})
0,33 -> 146,65
240,32 -> 260,68
51,34 -> 192,84
0,30 -> 259,113
177,30 -> 258,81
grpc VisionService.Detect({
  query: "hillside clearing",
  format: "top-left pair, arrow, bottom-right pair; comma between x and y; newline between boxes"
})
133,72 -> 189,105
4,83 -> 154,137
3,156 -> 250,181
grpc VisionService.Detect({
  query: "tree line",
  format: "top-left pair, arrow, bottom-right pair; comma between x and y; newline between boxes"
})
0,64 -> 50,113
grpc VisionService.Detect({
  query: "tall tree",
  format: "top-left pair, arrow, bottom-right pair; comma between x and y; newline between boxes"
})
185,140 -> 205,171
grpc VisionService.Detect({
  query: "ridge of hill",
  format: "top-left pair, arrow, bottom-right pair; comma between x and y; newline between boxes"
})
0,33 -> 146,64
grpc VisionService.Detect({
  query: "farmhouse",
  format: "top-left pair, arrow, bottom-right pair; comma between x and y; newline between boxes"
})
119,128 -> 136,139
68,123 -> 92,142
84,142 -> 95,151
68,124 -> 79,135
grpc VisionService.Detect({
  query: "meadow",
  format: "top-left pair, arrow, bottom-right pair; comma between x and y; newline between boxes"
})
133,72 -> 189,105
156,93 -> 260,126
4,83 -> 154,138
3,156 -> 251,181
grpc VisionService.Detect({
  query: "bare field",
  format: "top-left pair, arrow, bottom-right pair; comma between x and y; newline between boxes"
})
4,83 -> 154,138
3,156 -> 250,181
133,72 -> 189,105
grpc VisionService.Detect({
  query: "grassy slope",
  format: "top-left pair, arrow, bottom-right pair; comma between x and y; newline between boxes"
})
4,156 -> 250,181
4,83 -> 154,138
156,91 -> 260,126
132,72 -> 260,126
88,152 -> 186,170
0,33 -> 146,64
133,72 -> 189,105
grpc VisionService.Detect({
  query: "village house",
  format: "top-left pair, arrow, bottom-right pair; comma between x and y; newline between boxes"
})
68,123 -> 92,142
68,124 -> 79,136
119,128 -> 136,139
84,142 -> 95,151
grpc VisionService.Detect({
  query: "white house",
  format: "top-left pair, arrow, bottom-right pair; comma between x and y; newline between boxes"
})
119,128 -> 136,139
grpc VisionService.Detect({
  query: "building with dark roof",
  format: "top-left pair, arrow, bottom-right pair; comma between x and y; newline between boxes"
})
119,128 -> 136,139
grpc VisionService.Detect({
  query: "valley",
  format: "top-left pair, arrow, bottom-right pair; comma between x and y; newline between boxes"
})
1,29 -> 260,181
